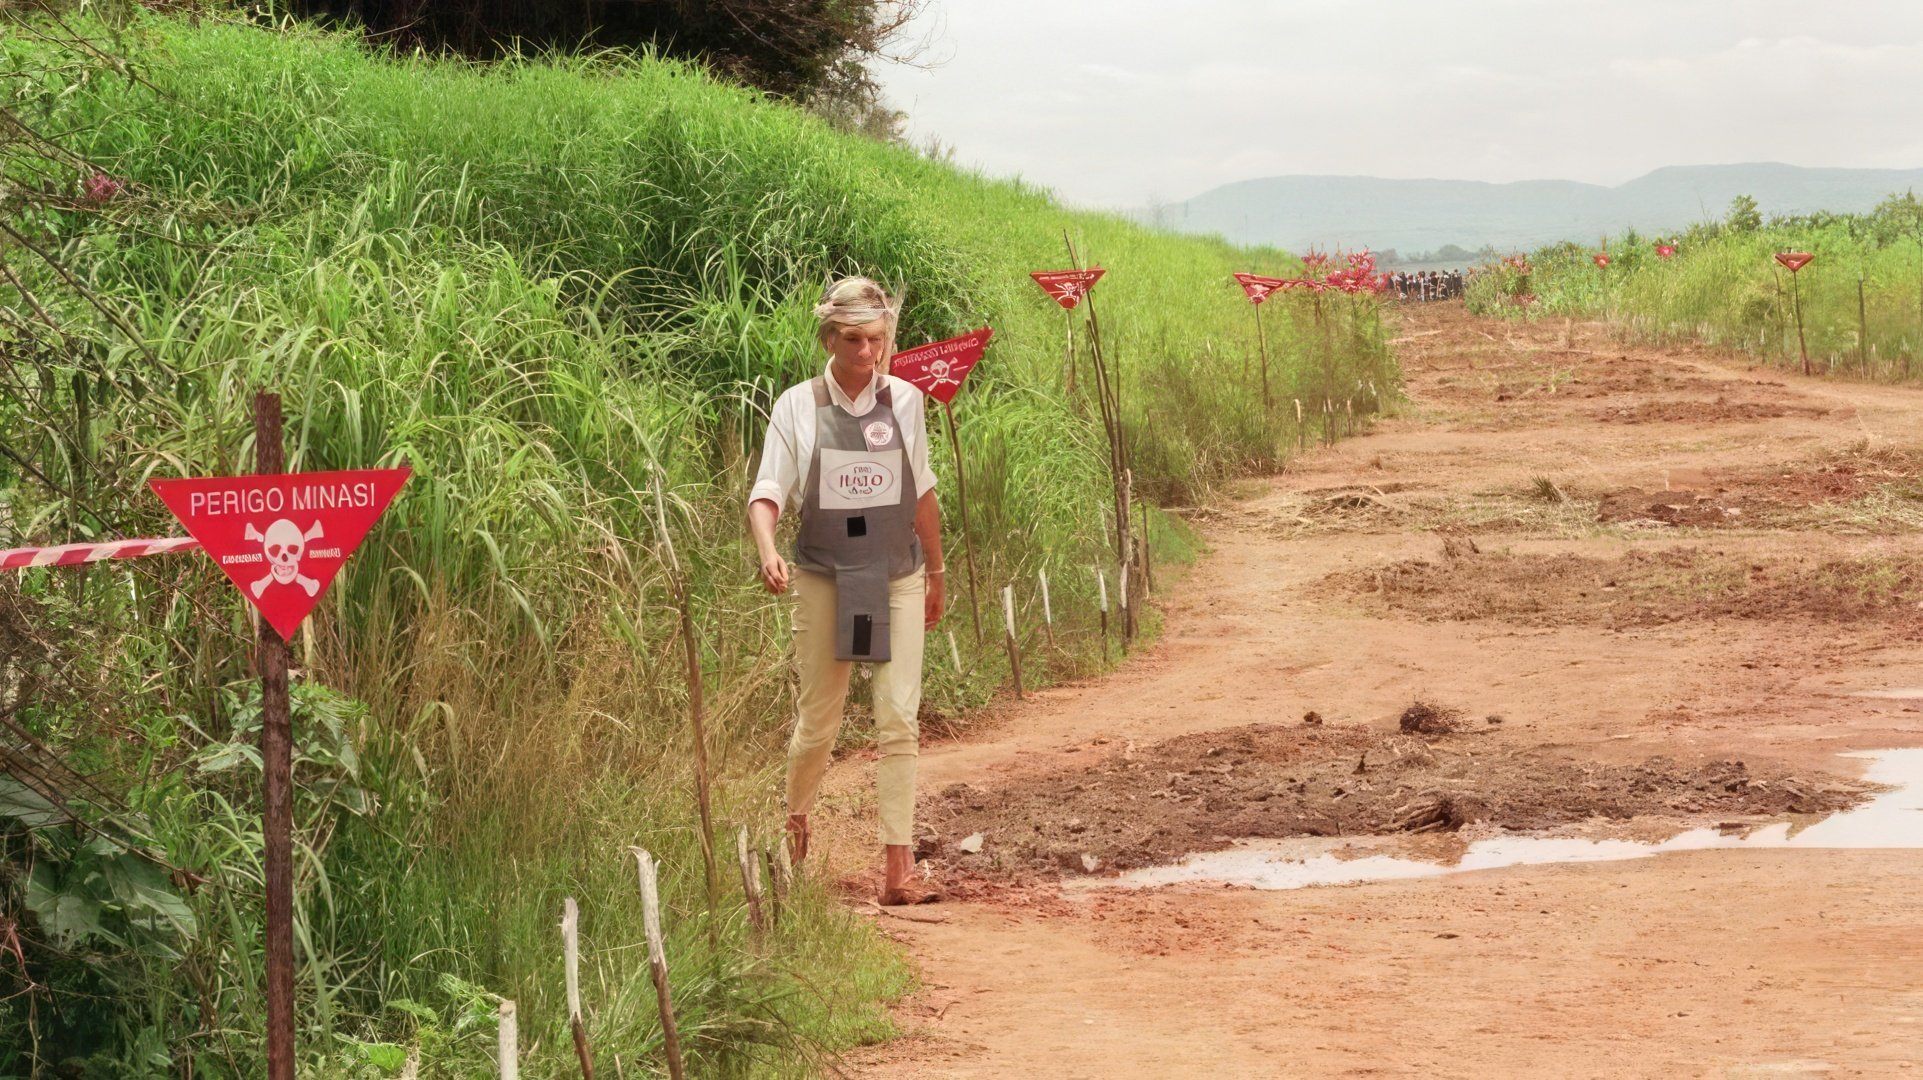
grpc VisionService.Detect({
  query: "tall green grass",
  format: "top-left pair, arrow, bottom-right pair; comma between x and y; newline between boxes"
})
1470,212 -> 1923,381
1,12 -> 1394,1076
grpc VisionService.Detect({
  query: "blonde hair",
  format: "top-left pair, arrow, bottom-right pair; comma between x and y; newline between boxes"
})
814,276 -> 901,342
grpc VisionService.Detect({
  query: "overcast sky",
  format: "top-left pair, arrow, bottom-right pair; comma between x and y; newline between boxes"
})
870,1 -> 1923,209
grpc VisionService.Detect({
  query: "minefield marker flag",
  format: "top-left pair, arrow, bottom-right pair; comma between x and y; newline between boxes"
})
151,467 -> 411,640
1232,272 -> 1292,305
891,328 -> 993,404
1029,268 -> 1106,310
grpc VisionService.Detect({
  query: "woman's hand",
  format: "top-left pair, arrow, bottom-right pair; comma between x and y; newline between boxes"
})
924,572 -> 945,628
759,551 -> 791,595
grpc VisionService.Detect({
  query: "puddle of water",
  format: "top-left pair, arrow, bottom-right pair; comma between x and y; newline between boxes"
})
1103,749 -> 1923,892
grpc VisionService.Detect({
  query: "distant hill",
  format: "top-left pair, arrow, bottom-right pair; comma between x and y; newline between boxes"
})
1143,164 -> 1923,261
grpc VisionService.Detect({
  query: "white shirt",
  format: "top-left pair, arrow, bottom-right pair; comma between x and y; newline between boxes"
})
749,363 -> 938,514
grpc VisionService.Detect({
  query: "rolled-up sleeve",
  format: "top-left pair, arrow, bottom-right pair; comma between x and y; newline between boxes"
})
749,392 -> 800,513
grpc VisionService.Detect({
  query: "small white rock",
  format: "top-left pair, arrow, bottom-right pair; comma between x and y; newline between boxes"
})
957,833 -> 984,854
1080,853 -> 1100,873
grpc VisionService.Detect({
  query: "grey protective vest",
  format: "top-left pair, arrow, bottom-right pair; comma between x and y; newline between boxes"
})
793,377 -> 923,661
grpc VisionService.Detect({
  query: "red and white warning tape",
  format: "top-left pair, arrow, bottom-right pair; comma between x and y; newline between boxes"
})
0,536 -> 201,571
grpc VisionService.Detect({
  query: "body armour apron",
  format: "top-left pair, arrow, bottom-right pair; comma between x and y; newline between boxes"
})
793,377 -> 923,661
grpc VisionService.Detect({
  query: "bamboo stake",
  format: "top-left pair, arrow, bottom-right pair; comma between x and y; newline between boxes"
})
562,898 -> 594,1079
947,629 -> 963,675
736,826 -> 765,935
497,1000 -> 519,1080
1001,584 -> 1024,698
1038,568 -> 1054,647
940,401 -> 984,644
629,849 -> 686,1080
651,479 -> 719,940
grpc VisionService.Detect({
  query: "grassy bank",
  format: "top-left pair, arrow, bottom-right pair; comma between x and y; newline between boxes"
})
1,12 -> 1394,1076
1467,198 -> 1923,382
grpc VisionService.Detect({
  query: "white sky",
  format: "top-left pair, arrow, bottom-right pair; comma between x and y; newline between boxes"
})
870,1 -> 1923,208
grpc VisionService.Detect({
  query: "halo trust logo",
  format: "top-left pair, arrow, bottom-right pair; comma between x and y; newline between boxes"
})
863,421 -> 894,449
828,459 -> 897,501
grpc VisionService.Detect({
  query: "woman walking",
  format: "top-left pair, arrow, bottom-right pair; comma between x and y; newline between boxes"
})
747,276 -> 947,905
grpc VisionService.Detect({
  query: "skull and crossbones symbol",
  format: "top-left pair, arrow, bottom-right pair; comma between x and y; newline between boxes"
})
925,358 -> 959,391
243,518 -> 324,597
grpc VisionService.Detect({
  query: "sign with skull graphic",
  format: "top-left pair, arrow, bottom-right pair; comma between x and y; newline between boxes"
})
151,467 -> 411,640
890,327 -> 993,404
1028,268 -> 1106,310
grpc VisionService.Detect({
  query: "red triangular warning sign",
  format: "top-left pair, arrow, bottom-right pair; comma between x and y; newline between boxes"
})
891,328 -> 992,405
1774,251 -> 1814,273
1232,272 -> 1292,305
1030,268 -> 1106,310
150,468 -> 410,641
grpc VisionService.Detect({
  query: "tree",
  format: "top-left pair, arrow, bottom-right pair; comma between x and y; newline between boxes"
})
283,0 -> 929,100
1726,194 -> 1763,234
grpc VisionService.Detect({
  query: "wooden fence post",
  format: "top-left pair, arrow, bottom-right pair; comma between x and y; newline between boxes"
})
737,826 -> 765,935
629,849 -> 686,1080
497,999 -> 519,1080
562,898 -> 594,1079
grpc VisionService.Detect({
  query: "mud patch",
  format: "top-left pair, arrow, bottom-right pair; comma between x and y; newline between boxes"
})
1333,547 -> 1923,630
923,723 -> 1867,878
1591,398 -> 1830,425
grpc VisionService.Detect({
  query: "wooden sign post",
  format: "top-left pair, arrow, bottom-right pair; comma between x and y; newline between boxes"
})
150,395 -> 410,1078
892,328 -> 994,644
1776,252 -> 1815,376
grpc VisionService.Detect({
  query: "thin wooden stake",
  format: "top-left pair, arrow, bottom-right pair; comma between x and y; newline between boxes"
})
254,391 -> 296,1080
940,401 -> 985,644
1791,268 -> 1811,376
947,629 -> 963,675
1118,561 -> 1131,649
737,826 -> 765,935
497,999 -> 519,1080
651,479 -> 719,942
1254,299 -> 1272,410
762,846 -> 785,929
1096,568 -> 1110,663
1038,568 -> 1054,647
1858,274 -> 1869,373
629,849 -> 686,1080
1002,585 -> 1024,698
562,898 -> 594,1079
1138,504 -> 1153,594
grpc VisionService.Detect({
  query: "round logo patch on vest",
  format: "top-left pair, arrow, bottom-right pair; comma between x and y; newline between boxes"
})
863,421 -> 894,449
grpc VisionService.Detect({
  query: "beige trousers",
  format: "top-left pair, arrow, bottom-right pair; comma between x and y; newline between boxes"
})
786,567 -> 925,847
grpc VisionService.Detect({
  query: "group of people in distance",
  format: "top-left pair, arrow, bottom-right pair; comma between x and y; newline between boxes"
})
1390,268 -> 1464,302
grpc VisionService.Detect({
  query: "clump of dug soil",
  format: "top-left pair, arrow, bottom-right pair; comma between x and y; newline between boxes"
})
924,723 -> 1868,878
1592,398 -> 1830,425
1331,547 -> 1923,631
1399,699 -> 1464,735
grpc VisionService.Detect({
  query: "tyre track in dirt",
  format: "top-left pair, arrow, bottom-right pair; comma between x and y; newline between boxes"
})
824,305 -> 1923,1078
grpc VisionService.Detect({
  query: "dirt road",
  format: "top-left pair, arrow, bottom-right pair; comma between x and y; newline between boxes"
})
832,305 -> 1923,1078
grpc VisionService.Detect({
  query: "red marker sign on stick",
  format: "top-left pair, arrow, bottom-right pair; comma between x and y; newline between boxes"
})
1775,251 -> 1814,273
891,327 -> 992,404
151,467 -> 411,640
1030,268 -> 1105,309
1232,272 -> 1292,305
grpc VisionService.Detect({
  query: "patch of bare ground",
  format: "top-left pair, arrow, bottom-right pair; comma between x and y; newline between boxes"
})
920,720 -> 1868,878
1591,397 -> 1832,424
1333,544 -> 1923,631
1588,442 -> 1923,529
